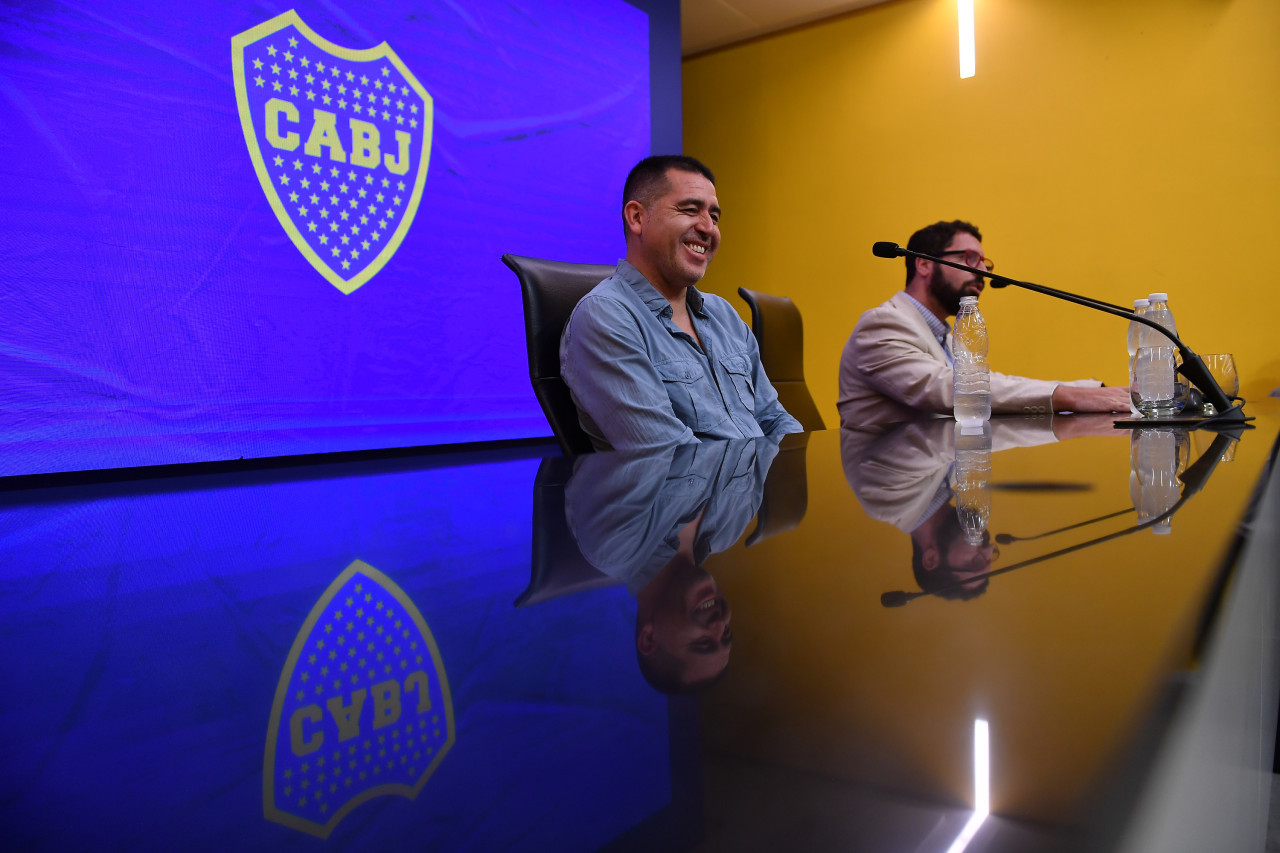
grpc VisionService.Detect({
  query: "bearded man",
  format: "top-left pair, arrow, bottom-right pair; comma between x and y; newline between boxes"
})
837,220 -> 1129,427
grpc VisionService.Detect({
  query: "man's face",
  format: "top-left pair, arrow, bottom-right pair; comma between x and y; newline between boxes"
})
632,169 -> 721,291
928,232 -> 986,316
912,509 -> 998,599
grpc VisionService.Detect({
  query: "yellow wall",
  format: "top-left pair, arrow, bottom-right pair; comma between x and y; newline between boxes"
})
683,0 -> 1280,418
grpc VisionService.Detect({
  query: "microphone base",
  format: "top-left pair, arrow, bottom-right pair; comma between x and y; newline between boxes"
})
1113,404 -> 1251,431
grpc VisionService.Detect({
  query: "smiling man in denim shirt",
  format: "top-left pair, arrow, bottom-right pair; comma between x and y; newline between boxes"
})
560,155 -> 803,451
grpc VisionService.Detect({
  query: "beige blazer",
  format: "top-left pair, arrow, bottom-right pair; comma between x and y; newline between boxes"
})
837,291 -> 1099,428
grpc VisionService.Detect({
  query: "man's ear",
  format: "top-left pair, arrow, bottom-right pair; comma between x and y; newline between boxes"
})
637,622 -> 657,656
623,199 -> 647,239
922,548 -> 941,572
913,256 -> 932,281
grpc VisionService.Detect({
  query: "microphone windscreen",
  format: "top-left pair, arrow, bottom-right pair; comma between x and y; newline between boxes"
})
871,241 -> 902,259
880,590 -> 911,607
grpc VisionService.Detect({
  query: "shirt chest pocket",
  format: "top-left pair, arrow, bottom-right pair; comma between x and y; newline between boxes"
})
656,359 -> 728,432
720,353 -> 757,413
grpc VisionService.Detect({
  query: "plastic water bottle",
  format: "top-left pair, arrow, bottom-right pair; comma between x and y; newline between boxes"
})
953,296 -> 990,428
1131,292 -> 1180,417
954,421 -> 992,545
1146,292 -> 1177,341
1148,293 -> 1190,413
1126,298 -> 1149,416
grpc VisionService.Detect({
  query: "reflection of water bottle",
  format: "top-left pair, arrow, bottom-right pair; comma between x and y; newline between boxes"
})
953,296 -> 990,428
1126,298 -> 1149,416
954,421 -> 992,545
1129,428 -> 1190,534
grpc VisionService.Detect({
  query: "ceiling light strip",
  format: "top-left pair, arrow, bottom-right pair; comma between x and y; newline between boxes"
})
958,0 -> 976,78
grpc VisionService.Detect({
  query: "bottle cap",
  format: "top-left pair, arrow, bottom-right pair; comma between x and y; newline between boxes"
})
959,295 -> 979,306
1148,292 -> 1168,302
1133,298 -> 1149,309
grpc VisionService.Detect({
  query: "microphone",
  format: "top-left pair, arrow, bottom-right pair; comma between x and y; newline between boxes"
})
870,241 -> 1246,422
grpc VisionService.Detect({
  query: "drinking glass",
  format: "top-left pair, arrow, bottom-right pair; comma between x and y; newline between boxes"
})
1200,353 -> 1239,414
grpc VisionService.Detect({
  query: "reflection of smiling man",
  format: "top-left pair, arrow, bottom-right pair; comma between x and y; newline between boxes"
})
636,510 -> 733,691
561,155 -> 801,451
566,439 -> 776,693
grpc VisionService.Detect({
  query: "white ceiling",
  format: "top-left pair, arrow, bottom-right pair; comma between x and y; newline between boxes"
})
681,0 -> 892,57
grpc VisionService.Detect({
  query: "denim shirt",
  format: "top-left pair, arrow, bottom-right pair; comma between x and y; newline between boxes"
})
560,261 -> 803,451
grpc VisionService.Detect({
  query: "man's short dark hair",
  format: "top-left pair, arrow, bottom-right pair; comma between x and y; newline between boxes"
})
904,220 -> 982,287
622,155 -> 716,218
637,644 -> 731,695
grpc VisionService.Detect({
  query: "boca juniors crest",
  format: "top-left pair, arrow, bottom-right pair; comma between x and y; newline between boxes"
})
264,560 -> 455,838
232,12 -> 433,294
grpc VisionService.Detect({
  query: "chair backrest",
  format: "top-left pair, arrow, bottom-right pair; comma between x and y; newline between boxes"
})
502,253 -> 615,455
737,287 -> 826,431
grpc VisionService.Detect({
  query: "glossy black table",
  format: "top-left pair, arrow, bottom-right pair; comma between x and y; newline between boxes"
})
2,402 -> 1277,852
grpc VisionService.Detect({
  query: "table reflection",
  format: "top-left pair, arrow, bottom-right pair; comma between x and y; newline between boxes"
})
840,416 -> 1245,609
841,417 -> 1070,601
0,406 -> 1272,851
565,438 -> 778,693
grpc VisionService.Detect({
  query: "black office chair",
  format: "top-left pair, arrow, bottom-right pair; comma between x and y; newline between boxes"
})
736,287 -> 826,431
502,254 -> 615,455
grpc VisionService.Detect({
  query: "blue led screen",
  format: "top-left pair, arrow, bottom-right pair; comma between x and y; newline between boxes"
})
1,0 -> 655,476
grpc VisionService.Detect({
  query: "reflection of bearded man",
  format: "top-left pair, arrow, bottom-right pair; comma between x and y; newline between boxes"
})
909,501 -> 998,601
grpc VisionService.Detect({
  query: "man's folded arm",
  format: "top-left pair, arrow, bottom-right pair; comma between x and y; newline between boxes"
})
560,297 -> 697,451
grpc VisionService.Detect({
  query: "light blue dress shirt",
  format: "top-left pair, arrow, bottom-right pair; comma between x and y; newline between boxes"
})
560,261 -> 803,451
904,293 -> 954,368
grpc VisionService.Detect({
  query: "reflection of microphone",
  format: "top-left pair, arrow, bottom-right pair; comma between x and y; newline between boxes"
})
994,507 -> 1134,545
880,590 -> 917,608
871,241 -> 1245,421
880,431 -> 1238,607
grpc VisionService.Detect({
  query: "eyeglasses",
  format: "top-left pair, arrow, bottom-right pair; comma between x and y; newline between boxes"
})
938,249 -> 994,272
